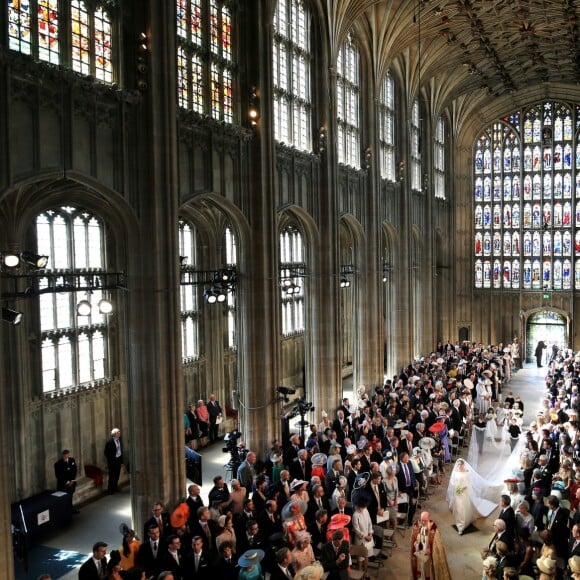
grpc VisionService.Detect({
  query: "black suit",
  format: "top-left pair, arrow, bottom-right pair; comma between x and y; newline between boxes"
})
307,495 -> 330,522
186,495 -> 205,527
308,520 -> 329,557
498,506 -> 516,537
212,555 -> 238,580
320,540 -> 350,580
258,509 -> 283,541
190,520 -> 218,555
54,456 -> 78,493
237,531 -> 266,554
207,399 -> 223,442
569,537 -> 580,557
396,461 -> 417,525
489,530 -> 515,554
78,557 -> 107,580
366,482 -> 388,525
103,436 -> 123,493
183,550 -> 213,580
548,507 -> 570,559
162,550 -> 185,580
143,513 -> 172,538
270,564 -> 296,580
136,539 -> 168,579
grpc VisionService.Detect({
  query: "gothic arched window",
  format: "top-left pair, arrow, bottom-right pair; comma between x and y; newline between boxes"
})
474,101 -> 580,290
280,227 -> 305,335
36,207 -> 110,392
379,72 -> 395,181
434,117 -> 446,199
337,33 -> 360,169
410,99 -> 422,191
272,0 -> 312,151
8,0 -> 113,83
176,0 -> 235,123
224,226 -> 237,349
179,220 -> 199,360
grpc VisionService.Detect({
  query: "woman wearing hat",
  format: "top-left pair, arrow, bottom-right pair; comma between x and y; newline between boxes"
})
383,465 -> 399,529
118,525 -> 140,570
536,555 -> 557,580
293,562 -> 325,580
216,513 -> 237,554
282,499 -> 308,547
325,513 -> 352,544
238,549 -> 266,580
291,531 -> 316,573
290,479 -> 309,503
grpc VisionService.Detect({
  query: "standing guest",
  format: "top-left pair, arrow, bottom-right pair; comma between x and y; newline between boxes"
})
118,525 -> 141,570
535,340 -> 547,368
79,541 -> 108,580
136,524 -> 167,579
291,531 -> 316,573
320,529 -> 350,580
410,511 -> 451,580
207,394 -> 223,443
54,449 -> 79,513
104,428 -> 124,495
215,513 -> 237,554
228,479 -> 247,515
270,547 -> 295,580
162,535 -> 185,580
143,502 -> 171,539
186,403 -> 200,447
238,549 -> 265,580
186,484 -> 204,528
397,451 -> 417,526
237,451 -> 257,495
208,475 -> 232,512
183,535 -> 212,580
196,400 -> 210,441
212,541 -> 237,580
190,506 -> 218,556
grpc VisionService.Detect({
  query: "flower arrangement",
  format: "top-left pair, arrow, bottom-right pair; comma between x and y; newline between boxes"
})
455,484 -> 466,496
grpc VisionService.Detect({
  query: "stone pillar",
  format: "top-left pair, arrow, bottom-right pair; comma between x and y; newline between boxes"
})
126,0 -> 185,535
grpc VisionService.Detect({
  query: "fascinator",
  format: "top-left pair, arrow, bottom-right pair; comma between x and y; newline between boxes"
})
238,550 -> 265,568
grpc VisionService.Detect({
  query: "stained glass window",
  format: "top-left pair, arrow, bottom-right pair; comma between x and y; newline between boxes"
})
179,220 -> 199,360
474,102 -> 579,290
8,1 -> 113,81
8,0 -> 33,55
379,72 -> 395,181
36,207 -> 110,392
434,117 -> 445,199
337,33 -> 360,168
410,99 -> 421,191
272,0 -> 312,152
176,0 -> 235,123
280,228 -> 305,335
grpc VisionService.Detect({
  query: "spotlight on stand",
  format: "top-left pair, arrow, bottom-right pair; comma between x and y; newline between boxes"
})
2,307 -> 23,325
340,277 -> 350,288
2,252 -> 20,268
204,289 -> 218,304
20,251 -> 49,269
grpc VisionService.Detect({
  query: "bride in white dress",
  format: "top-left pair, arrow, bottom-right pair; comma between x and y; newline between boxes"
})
446,458 -> 501,534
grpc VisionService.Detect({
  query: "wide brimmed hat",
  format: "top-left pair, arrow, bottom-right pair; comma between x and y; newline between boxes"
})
238,550 -> 265,568
428,422 -> 445,434
353,472 -> 370,490
170,502 -> 190,528
439,402 -> 449,410
352,489 -> 371,508
482,370 -> 493,378
569,555 -> 580,574
311,453 -> 327,466
464,378 -> 474,390
419,437 -> 436,450
393,420 -> 407,429
345,444 -> 357,455
281,499 -> 307,521
327,513 -> 351,530
290,479 -> 307,491
536,556 -> 557,575
294,562 -> 325,580
270,453 -> 282,464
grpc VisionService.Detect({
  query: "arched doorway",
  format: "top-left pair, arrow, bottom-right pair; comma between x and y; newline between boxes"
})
525,310 -> 568,364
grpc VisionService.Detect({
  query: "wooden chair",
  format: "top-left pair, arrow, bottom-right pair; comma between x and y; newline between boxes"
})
349,544 -> 369,580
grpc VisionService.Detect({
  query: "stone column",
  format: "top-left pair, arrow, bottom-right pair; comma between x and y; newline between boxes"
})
125,0 -> 185,535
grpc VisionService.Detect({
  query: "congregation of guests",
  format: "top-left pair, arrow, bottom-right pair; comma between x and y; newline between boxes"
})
76,340 -> 580,580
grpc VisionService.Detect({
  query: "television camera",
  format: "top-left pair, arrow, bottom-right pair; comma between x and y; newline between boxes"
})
222,430 -> 247,478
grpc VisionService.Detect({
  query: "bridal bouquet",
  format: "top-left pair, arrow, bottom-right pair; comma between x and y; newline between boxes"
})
455,484 -> 466,496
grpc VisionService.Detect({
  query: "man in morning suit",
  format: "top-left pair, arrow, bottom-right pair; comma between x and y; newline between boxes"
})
320,529 -> 350,580
397,451 -> 417,525
212,540 -> 237,580
54,449 -> 80,513
103,427 -> 123,494
78,541 -> 108,580
183,535 -> 212,580
162,535 -> 185,580
269,547 -> 295,580
136,523 -> 168,579
207,394 -> 223,443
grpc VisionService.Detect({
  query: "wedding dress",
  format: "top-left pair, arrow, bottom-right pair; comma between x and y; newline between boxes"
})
447,459 -> 501,534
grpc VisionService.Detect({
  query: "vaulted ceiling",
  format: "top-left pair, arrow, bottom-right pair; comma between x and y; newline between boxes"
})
339,0 -> 580,124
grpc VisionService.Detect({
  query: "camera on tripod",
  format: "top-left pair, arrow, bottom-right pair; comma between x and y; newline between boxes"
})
222,429 -> 242,453
222,430 -> 248,478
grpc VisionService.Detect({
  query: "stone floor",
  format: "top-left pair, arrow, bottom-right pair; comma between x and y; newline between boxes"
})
17,363 -> 546,579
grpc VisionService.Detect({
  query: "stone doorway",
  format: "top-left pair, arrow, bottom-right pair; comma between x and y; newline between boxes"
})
524,309 -> 568,364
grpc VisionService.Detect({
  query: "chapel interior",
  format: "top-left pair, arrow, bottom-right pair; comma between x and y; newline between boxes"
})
1,1 -> 580,577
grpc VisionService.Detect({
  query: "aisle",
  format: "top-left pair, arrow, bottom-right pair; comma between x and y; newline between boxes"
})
380,364 -> 546,578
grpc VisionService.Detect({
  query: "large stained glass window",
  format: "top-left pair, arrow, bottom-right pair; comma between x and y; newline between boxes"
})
8,1 -> 113,82
473,101 -> 580,290
272,0 -> 312,152
379,72 -> 395,181
337,33 -> 360,169
176,0 -> 235,123
36,207 -> 110,392
280,228 -> 305,335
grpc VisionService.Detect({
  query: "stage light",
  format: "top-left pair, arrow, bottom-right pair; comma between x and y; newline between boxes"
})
20,251 -> 49,269
76,300 -> 92,316
2,252 -> 20,268
340,277 -> 351,288
204,289 -> 218,304
98,298 -> 113,314
2,307 -> 23,325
